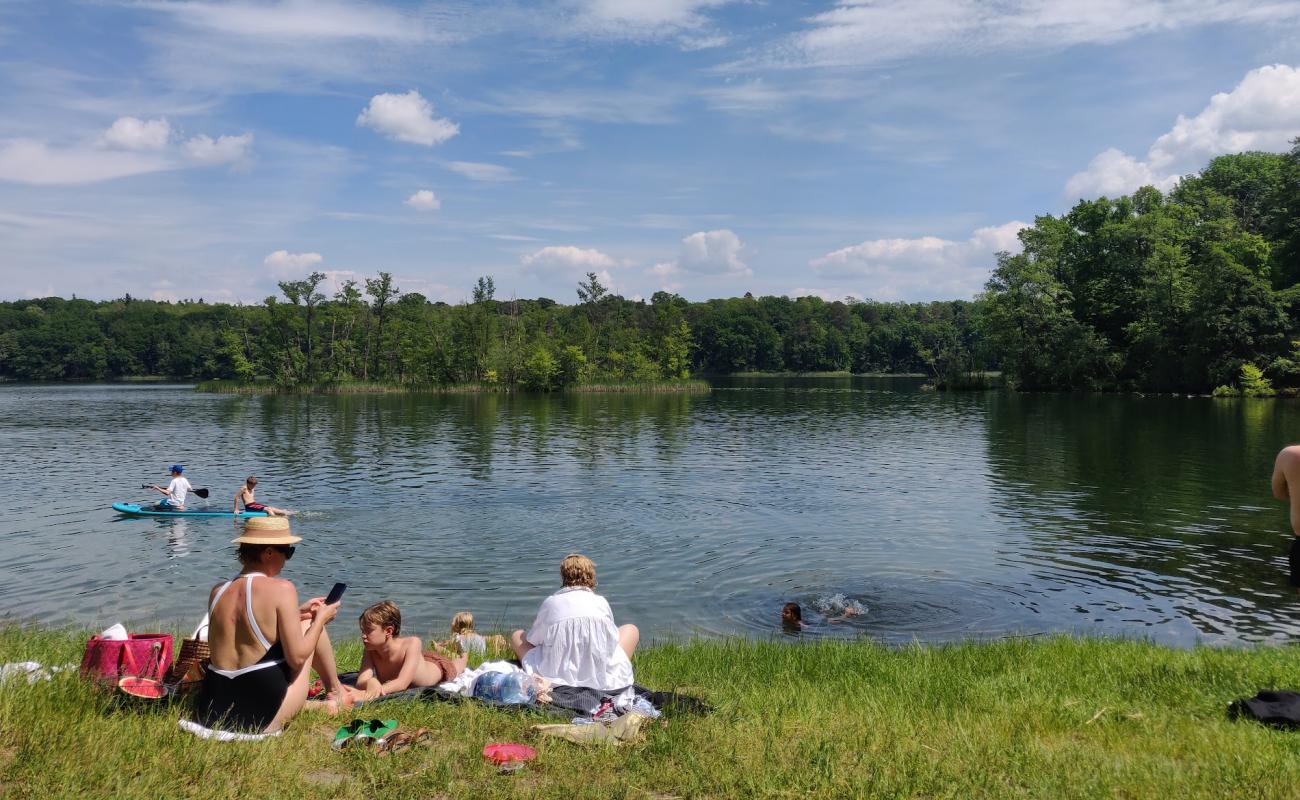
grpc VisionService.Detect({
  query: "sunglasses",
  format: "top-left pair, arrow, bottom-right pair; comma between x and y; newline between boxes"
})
273,545 -> 296,560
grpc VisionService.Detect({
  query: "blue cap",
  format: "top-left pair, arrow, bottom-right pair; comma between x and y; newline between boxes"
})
169,464 -> 184,473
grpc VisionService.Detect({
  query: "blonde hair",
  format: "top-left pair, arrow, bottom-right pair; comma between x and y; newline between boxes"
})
560,553 -> 597,589
360,600 -> 401,636
450,611 -> 475,634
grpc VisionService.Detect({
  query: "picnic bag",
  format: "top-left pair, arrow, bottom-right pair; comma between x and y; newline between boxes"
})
80,633 -> 173,686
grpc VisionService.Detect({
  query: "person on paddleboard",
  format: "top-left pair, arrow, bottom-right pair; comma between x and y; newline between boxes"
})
150,465 -> 192,510
235,476 -> 288,517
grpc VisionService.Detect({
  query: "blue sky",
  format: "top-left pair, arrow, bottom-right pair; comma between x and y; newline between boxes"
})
2,1 -> 1299,305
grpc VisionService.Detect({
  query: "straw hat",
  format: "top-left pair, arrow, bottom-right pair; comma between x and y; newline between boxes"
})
231,516 -> 302,545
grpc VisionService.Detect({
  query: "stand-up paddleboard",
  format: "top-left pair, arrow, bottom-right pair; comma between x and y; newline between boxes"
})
112,502 -> 269,518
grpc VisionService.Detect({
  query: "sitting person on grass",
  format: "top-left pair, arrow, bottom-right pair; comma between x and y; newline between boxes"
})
510,553 -> 639,690
193,517 -> 348,734
345,600 -> 467,702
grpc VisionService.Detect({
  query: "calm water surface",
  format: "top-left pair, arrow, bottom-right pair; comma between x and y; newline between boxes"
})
2,380 -> 1298,646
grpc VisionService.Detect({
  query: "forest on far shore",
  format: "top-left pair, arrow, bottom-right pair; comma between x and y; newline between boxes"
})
2,144 -> 1298,395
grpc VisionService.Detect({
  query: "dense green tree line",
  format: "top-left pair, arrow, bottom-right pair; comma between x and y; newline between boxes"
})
981,143 -> 1300,393
2,145 -> 1296,392
0,270 -> 976,388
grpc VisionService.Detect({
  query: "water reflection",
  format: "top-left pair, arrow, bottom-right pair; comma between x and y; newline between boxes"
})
0,382 -> 1296,647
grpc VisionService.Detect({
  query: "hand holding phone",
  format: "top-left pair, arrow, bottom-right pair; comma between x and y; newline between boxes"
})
325,582 -> 347,605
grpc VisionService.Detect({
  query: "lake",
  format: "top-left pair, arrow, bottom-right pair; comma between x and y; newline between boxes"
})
1,380 -> 1296,647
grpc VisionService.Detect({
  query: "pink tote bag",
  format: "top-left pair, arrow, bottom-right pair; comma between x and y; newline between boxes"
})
80,633 -> 173,685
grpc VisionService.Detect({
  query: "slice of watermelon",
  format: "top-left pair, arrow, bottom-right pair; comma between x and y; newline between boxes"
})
118,676 -> 167,699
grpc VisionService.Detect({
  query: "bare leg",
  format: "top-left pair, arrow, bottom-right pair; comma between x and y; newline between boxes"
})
312,626 -> 345,695
266,622 -> 344,732
510,629 -> 533,660
617,623 -> 639,660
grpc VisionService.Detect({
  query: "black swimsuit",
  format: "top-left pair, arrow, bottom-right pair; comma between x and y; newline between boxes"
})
193,574 -> 293,732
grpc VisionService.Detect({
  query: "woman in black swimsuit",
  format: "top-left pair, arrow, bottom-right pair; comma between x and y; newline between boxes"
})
194,517 -> 346,733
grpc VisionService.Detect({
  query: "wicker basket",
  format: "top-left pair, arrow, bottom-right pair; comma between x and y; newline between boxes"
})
164,637 -> 210,688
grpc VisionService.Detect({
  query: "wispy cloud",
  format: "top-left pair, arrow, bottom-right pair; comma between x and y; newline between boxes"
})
446,161 -> 516,182
759,0 -> 1300,68
135,0 -> 432,42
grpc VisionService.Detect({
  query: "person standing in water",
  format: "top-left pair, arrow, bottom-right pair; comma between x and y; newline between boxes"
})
1271,445 -> 1300,587
235,476 -> 288,517
151,465 -> 192,510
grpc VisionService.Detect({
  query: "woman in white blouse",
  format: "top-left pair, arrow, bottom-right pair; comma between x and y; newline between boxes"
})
510,553 -> 640,690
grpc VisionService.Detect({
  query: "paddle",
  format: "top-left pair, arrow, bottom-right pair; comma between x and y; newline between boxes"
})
140,485 -> 210,499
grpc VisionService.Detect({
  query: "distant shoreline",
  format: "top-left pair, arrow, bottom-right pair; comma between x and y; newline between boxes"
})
192,378 -> 712,395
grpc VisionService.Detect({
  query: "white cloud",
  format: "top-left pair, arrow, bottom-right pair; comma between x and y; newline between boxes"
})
810,221 -> 1028,301
1065,148 -> 1179,197
264,250 -> 323,278
677,229 -> 750,276
522,245 -> 617,272
405,189 -> 441,211
102,117 -> 172,150
522,245 -> 619,295
0,139 -> 176,185
357,90 -> 458,146
787,287 -> 848,302
183,132 -> 254,165
778,1 -> 1300,68
446,161 -> 516,182
1066,64 -> 1300,198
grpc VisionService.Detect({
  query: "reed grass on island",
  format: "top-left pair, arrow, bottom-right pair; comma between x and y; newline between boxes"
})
4,630 -> 1300,799
193,379 -> 709,395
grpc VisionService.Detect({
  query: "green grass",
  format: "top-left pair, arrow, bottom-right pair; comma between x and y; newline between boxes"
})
4,630 -> 1300,798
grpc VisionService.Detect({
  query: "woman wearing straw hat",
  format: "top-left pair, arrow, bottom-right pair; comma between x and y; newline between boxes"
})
193,516 -> 348,733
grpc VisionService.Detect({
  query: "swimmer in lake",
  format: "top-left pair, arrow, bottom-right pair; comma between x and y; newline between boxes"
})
782,602 -> 805,632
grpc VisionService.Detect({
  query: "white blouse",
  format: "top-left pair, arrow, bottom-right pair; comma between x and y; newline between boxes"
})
521,586 -> 634,690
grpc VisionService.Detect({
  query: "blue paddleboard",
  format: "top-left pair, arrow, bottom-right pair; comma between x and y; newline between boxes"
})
112,502 -> 269,518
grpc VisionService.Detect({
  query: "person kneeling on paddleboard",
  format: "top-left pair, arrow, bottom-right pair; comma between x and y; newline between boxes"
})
235,475 -> 288,517
150,465 -> 192,511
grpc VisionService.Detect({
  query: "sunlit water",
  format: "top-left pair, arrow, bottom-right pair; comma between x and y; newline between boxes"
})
1,380 -> 1297,647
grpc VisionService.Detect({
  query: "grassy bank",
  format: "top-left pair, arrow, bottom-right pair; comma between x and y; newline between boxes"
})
3,631 -> 1300,798
194,379 -> 709,395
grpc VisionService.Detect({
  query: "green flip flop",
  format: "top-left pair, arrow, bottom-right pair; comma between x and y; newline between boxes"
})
362,719 -> 398,743
332,718 -> 368,749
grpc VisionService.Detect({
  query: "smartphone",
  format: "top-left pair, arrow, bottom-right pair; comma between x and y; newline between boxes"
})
325,583 -> 347,605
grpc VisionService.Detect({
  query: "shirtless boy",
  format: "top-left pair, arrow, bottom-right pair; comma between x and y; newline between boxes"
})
346,601 -> 466,702
235,476 -> 288,517
1271,445 -> 1300,587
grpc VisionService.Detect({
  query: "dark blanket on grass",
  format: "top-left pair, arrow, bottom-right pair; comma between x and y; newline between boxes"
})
336,672 -> 711,717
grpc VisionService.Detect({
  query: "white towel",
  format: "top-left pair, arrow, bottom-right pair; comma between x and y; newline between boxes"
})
178,718 -> 280,742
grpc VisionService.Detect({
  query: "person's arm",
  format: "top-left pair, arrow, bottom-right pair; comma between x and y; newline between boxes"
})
152,484 -> 167,495
1275,446 -> 1300,535
274,581 -> 338,673
352,650 -> 379,697
374,639 -> 421,696
234,489 -> 242,515
525,598 -> 552,647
